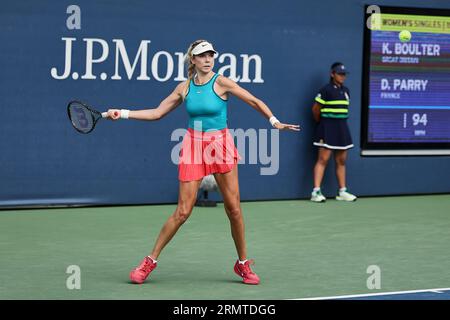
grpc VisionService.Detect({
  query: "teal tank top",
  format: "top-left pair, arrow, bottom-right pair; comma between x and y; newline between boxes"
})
185,73 -> 228,132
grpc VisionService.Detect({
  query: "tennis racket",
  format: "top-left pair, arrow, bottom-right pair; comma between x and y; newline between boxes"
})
67,100 -> 117,134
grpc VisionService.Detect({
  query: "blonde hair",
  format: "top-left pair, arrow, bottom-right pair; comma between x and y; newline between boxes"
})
182,39 -> 208,100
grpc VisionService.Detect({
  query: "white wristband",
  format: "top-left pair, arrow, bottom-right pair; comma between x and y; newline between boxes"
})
269,116 -> 280,127
120,109 -> 130,119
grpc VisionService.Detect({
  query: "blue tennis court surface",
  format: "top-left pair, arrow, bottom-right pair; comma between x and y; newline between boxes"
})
302,288 -> 450,300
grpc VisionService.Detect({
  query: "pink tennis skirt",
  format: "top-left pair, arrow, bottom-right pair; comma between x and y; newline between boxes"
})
178,128 -> 241,182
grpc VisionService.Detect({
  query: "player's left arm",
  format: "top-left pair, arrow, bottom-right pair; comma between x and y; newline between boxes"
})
216,75 -> 300,131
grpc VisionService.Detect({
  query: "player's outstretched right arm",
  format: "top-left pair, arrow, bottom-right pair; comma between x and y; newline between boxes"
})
106,82 -> 186,121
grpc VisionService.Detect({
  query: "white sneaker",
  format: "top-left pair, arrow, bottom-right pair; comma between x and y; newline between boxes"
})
311,190 -> 326,202
336,189 -> 357,202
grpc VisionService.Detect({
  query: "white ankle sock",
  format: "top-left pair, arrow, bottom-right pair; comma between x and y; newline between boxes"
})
239,259 -> 248,265
339,187 -> 347,193
313,187 -> 321,192
147,256 -> 157,263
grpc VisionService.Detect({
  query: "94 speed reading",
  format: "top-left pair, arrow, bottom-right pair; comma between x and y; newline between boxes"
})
172,304 -> 276,317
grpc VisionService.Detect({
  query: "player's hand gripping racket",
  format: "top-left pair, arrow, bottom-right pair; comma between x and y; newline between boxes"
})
67,100 -> 117,134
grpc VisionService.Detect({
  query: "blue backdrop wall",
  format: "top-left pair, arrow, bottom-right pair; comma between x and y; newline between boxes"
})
1,0 -> 449,207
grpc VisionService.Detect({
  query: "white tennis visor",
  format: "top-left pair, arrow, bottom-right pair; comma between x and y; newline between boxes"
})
192,41 -> 217,55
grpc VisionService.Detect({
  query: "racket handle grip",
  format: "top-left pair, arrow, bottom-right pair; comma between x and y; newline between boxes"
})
101,112 -> 108,118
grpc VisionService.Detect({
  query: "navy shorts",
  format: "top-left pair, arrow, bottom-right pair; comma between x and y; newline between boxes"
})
313,118 -> 354,150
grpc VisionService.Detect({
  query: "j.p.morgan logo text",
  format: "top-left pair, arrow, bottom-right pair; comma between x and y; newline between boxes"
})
50,38 -> 264,83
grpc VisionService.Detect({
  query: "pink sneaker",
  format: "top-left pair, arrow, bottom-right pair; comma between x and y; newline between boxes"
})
129,256 -> 157,284
234,259 -> 260,285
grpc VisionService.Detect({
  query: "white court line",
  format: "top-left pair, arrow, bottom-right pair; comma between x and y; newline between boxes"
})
294,287 -> 450,300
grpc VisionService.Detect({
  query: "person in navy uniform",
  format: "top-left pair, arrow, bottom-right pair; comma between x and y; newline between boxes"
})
310,62 -> 357,202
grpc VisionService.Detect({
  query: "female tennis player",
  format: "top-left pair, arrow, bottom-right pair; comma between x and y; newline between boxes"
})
106,40 -> 300,285
310,62 -> 357,202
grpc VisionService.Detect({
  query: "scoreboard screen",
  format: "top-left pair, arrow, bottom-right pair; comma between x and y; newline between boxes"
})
362,6 -> 450,155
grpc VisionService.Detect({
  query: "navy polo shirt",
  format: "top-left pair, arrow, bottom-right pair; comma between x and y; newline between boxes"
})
314,82 -> 350,119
